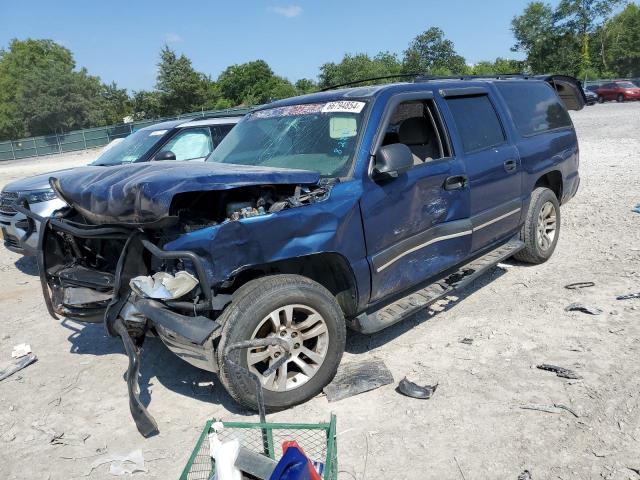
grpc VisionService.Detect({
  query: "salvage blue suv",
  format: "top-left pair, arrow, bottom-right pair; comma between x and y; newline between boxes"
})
19,75 -> 585,436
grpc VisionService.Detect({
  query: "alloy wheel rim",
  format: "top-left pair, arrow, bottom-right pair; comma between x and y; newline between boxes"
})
536,201 -> 557,251
247,304 -> 329,392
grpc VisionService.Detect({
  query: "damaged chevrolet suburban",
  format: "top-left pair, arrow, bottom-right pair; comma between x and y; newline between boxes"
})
18,75 -> 585,436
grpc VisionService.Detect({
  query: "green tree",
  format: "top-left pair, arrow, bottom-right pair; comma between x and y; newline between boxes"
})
217,60 -> 297,104
0,39 -> 109,139
471,57 -> 528,75
555,0 -> 622,74
402,27 -> 468,75
295,78 -> 317,94
318,52 -> 402,89
600,3 -> 640,76
130,90 -> 162,120
101,82 -> 132,124
155,45 -> 208,115
19,65 -> 105,136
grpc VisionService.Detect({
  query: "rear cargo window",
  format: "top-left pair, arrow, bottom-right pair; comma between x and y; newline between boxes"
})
445,95 -> 506,153
497,82 -> 572,136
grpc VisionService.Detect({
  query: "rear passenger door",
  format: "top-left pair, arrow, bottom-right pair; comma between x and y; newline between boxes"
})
439,88 -> 522,253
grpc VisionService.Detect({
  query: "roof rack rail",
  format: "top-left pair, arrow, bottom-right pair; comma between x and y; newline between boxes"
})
320,72 -> 540,92
413,73 -> 530,82
320,73 -> 422,92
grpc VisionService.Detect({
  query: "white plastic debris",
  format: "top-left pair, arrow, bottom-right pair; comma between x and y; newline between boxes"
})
11,343 -> 31,359
209,433 -> 241,480
85,449 -> 147,476
130,271 -> 198,300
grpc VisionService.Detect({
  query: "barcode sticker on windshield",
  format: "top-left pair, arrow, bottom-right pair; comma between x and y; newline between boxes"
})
149,130 -> 167,136
321,101 -> 365,114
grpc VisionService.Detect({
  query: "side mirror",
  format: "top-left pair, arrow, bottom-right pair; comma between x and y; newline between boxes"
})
373,143 -> 413,180
155,150 -> 176,161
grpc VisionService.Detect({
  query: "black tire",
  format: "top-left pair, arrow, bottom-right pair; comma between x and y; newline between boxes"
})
597,95 -> 604,103
617,94 -> 625,103
216,274 -> 346,411
514,187 -> 561,264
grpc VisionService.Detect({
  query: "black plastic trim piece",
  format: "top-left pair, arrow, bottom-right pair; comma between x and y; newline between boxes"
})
112,317 -> 159,438
135,299 -> 220,346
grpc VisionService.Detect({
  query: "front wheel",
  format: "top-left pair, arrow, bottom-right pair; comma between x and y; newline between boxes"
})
617,94 -> 625,103
514,187 -> 561,264
597,95 -> 604,103
217,274 -> 346,411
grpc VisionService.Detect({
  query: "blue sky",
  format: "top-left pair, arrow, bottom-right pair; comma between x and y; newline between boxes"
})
0,0 -> 559,92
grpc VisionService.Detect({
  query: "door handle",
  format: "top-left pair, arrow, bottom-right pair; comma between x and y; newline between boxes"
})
443,175 -> 467,191
503,159 -> 517,173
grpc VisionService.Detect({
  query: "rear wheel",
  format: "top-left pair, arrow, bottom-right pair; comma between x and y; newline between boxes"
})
217,274 -> 346,411
514,187 -> 560,264
617,94 -> 625,102
597,95 -> 604,103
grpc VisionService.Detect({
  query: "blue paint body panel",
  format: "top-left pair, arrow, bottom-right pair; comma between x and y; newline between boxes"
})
58,78 -> 581,316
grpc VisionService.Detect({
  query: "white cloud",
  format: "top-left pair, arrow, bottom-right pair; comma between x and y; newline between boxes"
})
268,5 -> 302,18
164,32 -> 183,44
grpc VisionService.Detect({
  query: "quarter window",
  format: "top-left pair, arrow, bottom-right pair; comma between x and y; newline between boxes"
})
497,82 -> 572,136
446,95 -> 506,153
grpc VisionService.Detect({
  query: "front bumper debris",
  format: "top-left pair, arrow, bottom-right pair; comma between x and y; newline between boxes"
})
15,204 -> 224,437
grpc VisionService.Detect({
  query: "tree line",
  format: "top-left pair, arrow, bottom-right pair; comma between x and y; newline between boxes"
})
0,0 -> 638,142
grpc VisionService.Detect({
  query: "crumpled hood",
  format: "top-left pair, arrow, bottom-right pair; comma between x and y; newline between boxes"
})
50,162 -> 321,225
3,168 -> 75,193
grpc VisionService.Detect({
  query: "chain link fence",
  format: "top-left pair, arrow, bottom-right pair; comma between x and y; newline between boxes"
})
0,106 -> 252,162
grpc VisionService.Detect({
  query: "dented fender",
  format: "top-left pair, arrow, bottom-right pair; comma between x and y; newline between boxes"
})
162,181 -> 372,307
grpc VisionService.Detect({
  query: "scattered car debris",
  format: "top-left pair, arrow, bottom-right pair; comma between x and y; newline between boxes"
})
564,282 -> 595,290
519,404 -> 560,414
234,446 -> 277,480
518,470 -> 533,480
554,403 -> 579,418
632,204 -> 640,214
130,271 -> 198,300
323,359 -> 393,402
397,377 -> 438,399
459,337 -> 474,345
85,449 -> 147,476
616,292 -> 640,300
536,364 -> 583,380
565,302 -> 603,315
11,343 -> 31,358
0,353 -> 37,382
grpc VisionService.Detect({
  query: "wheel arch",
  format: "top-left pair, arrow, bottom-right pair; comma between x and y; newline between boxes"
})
534,170 -> 563,202
224,252 -> 359,317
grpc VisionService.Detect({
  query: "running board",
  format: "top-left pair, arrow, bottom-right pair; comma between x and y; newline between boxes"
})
350,239 -> 524,334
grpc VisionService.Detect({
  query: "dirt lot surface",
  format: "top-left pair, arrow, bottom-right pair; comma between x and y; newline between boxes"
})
0,103 -> 639,479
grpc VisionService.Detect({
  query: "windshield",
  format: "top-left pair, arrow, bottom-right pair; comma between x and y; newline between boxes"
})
207,101 -> 367,177
91,128 -> 167,166
617,82 -> 636,89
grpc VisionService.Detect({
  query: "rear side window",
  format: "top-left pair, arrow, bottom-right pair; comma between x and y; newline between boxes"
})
497,82 -> 572,136
446,95 -> 506,153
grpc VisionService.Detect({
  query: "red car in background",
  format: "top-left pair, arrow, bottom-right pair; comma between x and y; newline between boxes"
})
596,81 -> 640,102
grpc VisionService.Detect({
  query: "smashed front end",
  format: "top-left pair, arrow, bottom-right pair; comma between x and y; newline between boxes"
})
19,162 -> 330,437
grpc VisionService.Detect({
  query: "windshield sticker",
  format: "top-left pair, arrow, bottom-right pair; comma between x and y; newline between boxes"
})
149,130 -> 168,136
321,101 -> 366,114
250,103 -> 325,120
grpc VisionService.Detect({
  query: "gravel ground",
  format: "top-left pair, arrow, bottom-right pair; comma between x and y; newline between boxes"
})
0,102 -> 639,479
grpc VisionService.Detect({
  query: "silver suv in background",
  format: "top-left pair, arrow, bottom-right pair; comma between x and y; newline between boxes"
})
0,115 -> 242,255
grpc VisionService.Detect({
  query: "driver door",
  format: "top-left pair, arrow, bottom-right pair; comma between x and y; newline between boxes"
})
360,93 -> 471,304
